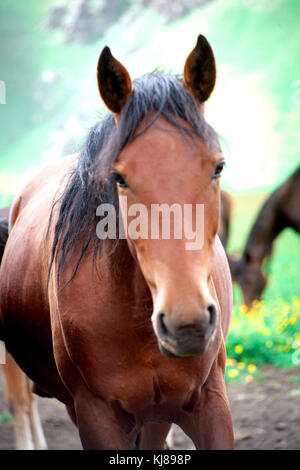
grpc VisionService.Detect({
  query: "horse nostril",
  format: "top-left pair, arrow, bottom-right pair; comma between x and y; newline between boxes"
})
158,313 -> 169,337
207,304 -> 217,326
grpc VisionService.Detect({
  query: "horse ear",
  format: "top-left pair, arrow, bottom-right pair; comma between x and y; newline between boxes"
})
97,46 -> 133,114
183,35 -> 216,104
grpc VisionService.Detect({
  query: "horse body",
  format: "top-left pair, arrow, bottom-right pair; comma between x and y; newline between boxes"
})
1,157 -> 76,404
0,35 -> 234,449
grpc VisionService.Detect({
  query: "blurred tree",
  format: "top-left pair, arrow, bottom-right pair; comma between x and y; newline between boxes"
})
45,0 -> 131,44
0,0 -> 47,162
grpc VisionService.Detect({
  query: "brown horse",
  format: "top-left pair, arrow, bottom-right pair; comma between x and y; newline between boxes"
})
230,166 -> 300,307
0,187 -> 231,451
0,187 -> 231,450
0,215 -> 47,449
0,35 -> 234,450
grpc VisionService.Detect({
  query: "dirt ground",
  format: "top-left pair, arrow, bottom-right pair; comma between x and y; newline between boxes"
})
0,366 -> 299,450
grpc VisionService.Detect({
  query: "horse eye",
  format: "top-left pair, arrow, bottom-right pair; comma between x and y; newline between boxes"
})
114,172 -> 129,188
212,161 -> 225,180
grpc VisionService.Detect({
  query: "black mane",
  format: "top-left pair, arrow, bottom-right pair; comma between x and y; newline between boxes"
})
49,72 -> 220,287
0,218 -> 8,261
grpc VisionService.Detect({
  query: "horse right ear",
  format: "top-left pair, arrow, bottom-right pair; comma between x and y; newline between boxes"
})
183,35 -> 216,104
97,46 -> 133,114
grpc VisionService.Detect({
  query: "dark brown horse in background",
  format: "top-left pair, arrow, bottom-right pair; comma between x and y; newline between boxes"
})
230,166 -> 300,307
0,35 -> 234,449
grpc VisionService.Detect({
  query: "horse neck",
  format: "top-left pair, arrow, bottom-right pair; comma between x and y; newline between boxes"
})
279,167 -> 300,230
243,188 -> 288,266
106,240 -> 153,316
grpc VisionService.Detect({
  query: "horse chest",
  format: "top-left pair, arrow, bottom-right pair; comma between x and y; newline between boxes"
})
105,359 -> 202,421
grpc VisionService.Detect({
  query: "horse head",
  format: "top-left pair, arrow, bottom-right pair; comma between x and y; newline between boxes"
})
229,252 -> 267,308
97,36 -> 225,358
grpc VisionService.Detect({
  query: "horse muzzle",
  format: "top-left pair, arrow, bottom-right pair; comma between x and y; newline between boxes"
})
152,304 -> 219,358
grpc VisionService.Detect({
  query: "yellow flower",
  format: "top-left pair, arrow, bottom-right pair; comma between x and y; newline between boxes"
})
237,362 -> 245,369
248,364 -> 257,373
235,345 -> 243,354
228,369 -> 239,378
289,316 -> 297,325
240,305 -> 248,314
266,341 -> 273,348
246,375 -> 254,383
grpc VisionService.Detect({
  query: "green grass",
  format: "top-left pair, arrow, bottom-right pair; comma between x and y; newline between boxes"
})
0,412 -> 12,423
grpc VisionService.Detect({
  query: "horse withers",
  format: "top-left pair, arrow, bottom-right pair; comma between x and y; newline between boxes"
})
0,35 -> 234,449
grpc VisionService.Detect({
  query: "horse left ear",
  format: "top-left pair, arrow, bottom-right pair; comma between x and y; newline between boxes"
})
183,35 -> 216,104
97,46 -> 133,114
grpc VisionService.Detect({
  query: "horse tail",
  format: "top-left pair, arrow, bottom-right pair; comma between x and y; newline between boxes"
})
0,217 -> 9,342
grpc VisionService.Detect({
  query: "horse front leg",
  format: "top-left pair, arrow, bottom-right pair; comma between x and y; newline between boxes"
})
180,373 -> 234,449
73,386 -> 137,450
139,422 -> 172,450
